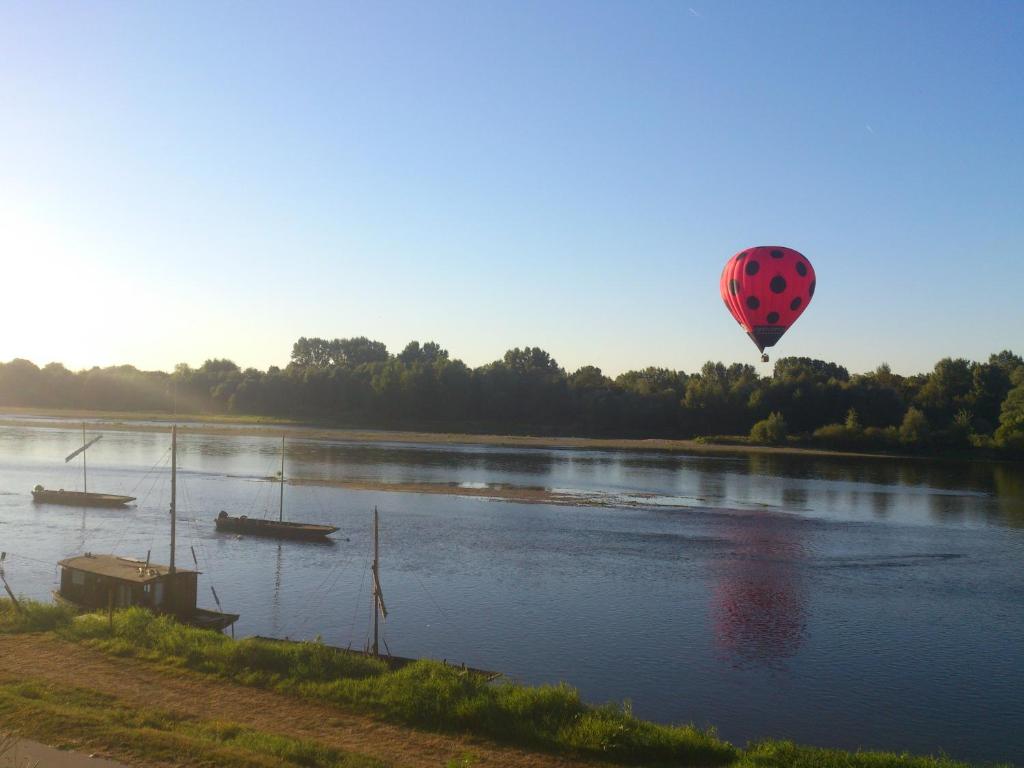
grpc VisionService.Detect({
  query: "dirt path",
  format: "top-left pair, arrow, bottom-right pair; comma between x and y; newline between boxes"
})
0,634 -> 598,768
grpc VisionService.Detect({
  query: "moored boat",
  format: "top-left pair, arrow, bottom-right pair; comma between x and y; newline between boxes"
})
33,426 -> 135,508
215,512 -> 338,540
54,554 -> 238,632
213,436 -> 338,542
32,486 -> 136,508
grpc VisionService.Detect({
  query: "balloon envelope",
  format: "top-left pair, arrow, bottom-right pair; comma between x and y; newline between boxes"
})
720,246 -> 815,352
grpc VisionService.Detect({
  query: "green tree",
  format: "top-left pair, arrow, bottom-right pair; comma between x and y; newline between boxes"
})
995,381 -> 1024,449
899,407 -> 930,447
750,412 -> 787,445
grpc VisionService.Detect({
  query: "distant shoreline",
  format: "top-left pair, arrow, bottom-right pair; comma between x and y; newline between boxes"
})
0,405 -> 907,461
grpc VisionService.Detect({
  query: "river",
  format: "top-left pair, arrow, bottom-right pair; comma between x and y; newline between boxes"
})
1,419 -> 1022,764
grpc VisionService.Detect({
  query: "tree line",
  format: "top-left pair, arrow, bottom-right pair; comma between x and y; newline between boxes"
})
1,337 -> 1022,454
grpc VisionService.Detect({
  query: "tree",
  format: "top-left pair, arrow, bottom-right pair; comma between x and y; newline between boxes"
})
995,381 -> 1024,448
915,358 -> 973,426
750,412 -> 787,445
899,407 -> 930,447
290,337 -> 334,367
336,337 -> 389,367
568,366 -> 610,390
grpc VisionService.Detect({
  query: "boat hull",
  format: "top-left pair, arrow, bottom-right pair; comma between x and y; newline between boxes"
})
52,591 -> 238,632
33,490 -> 136,507
215,514 -> 338,541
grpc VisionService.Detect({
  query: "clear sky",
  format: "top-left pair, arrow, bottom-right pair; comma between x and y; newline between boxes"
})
1,1 -> 1021,377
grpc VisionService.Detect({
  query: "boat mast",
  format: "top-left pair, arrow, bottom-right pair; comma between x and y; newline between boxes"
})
279,436 -> 285,523
371,506 -> 387,656
169,425 -> 176,575
82,424 -> 87,494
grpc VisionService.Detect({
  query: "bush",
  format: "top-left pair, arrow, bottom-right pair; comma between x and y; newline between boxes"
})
811,424 -> 899,452
750,412 -> 787,445
899,407 -> 930,447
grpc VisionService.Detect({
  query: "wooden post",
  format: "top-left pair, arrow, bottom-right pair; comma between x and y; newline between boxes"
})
0,553 -> 18,613
170,426 -> 176,576
370,507 -> 387,656
1,579 -> 19,612
82,424 -> 87,494
279,436 -> 285,523
372,507 -> 379,656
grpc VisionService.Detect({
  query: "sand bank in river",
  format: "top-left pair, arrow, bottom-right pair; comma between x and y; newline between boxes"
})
284,477 -> 664,507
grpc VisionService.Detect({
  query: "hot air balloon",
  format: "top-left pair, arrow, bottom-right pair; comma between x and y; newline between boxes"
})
720,246 -> 815,362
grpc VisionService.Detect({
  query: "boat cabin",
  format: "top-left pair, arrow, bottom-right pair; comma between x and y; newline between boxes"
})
58,554 -> 200,614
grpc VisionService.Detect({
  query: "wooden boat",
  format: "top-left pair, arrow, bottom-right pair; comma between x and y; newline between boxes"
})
215,512 -> 338,540
54,426 -> 238,633
32,426 -> 135,508
54,555 -> 238,632
32,487 -> 135,507
214,437 -> 338,542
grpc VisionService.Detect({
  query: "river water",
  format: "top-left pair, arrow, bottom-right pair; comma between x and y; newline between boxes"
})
1,420 -> 1022,765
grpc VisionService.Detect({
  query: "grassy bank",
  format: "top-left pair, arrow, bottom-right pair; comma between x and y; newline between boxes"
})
0,600 -> 997,768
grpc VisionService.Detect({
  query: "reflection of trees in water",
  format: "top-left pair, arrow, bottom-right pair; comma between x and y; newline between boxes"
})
712,514 -> 807,669
928,493 -> 967,521
781,486 -> 808,510
870,491 -> 891,517
992,466 -> 1024,526
744,451 -> 1013,497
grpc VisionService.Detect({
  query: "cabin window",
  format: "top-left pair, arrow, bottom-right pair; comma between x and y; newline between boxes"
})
71,571 -> 85,586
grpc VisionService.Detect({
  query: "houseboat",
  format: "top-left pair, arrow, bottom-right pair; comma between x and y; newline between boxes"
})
55,553 -> 238,631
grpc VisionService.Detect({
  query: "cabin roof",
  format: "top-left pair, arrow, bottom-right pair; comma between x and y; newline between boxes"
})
58,554 -> 198,584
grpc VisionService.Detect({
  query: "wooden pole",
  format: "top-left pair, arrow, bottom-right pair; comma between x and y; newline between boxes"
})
279,436 -> 285,523
372,506 -> 379,656
0,553 -> 18,613
169,426 -> 176,576
82,424 -> 87,494
0,567 -> 21,614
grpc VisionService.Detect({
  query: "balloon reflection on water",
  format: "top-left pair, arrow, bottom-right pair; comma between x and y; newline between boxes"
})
712,513 -> 808,669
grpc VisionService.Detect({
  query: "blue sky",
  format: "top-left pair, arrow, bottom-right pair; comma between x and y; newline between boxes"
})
1,1 -> 1021,376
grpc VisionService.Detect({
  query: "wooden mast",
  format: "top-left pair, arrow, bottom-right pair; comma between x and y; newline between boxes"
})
279,436 -> 285,523
371,506 -> 387,656
169,425 -> 176,576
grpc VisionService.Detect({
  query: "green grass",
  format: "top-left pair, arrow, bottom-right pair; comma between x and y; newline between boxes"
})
0,600 -> 1008,768
0,598 -> 77,634
735,740 -> 998,768
0,678 -> 387,768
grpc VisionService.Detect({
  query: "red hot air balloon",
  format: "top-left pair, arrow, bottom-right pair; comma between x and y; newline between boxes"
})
720,246 -> 816,361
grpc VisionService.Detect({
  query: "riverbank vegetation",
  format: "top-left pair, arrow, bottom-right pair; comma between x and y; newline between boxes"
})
1,339 -> 1022,457
0,600 -> 995,768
